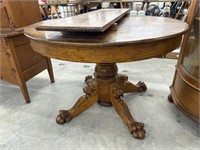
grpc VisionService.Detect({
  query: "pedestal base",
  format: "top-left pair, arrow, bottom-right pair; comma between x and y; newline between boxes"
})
56,63 -> 147,139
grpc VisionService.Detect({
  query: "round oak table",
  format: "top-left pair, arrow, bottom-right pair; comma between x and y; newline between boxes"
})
24,16 -> 188,140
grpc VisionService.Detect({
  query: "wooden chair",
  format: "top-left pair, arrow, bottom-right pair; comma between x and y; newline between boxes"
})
0,0 -> 55,103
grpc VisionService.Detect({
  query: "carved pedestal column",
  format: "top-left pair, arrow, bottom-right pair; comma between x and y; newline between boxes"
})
95,63 -> 118,107
56,63 -> 147,139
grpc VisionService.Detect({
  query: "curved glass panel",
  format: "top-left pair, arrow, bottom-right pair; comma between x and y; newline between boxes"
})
182,18 -> 199,79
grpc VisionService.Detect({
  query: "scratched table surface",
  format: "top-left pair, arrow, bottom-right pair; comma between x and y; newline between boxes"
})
25,15 -> 188,46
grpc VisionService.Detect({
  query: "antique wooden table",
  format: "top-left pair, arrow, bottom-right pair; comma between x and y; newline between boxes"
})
24,11 -> 188,139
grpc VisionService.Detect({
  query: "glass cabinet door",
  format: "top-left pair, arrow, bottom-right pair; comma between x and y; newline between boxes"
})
182,17 -> 199,80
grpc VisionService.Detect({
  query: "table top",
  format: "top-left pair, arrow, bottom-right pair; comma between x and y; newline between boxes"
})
24,14 -> 188,63
36,9 -> 129,32
25,15 -> 188,46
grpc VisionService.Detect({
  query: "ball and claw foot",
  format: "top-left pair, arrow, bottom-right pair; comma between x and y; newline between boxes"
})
137,81 -> 147,92
56,110 -> 73,124
129,122 -> 145,139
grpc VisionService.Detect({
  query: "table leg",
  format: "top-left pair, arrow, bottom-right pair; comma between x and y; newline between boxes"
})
117,74 -> 147,93
110,83 -> 145,139
56,78 -> 98,124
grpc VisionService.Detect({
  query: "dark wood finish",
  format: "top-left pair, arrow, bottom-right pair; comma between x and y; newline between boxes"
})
24,11 -> 188,139
36,9 -> 130,32
169,0 -> 199,122
0,0 -> 55,103
25,16 -> 188,63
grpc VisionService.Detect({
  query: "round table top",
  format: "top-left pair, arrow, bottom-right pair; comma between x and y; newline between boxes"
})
24,16 -> 188,63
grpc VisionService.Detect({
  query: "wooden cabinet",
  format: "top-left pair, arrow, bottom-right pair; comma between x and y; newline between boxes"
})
0,0 -> 54,103
169,1 -> 199,122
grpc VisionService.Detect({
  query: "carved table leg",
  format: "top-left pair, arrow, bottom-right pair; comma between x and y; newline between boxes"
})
110,83 -> 146,139
85,75 -> 93,85
118,74 -> 147,93
56,79 -> 98,124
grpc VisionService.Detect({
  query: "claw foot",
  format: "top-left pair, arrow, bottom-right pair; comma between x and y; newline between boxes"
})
56,110 -> 73,124
136,81 -> 147,92
129,122 -> 145,139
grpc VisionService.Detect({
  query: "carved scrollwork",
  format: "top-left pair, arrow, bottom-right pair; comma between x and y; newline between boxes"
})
85,75 -> 93,84
113,84 -> 124,100
118,74 -> 128,83
83,80 -> 97,97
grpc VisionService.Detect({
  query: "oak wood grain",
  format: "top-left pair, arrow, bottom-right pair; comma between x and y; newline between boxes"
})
169,0 -> 199,122
25,16 -> 188,46
36,9 -> 130,32
2,0 -> 42,29
0,0 -> 55,103
0,2 -> 10,28
24,13 -> 188,138
25,16 -> 188,63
